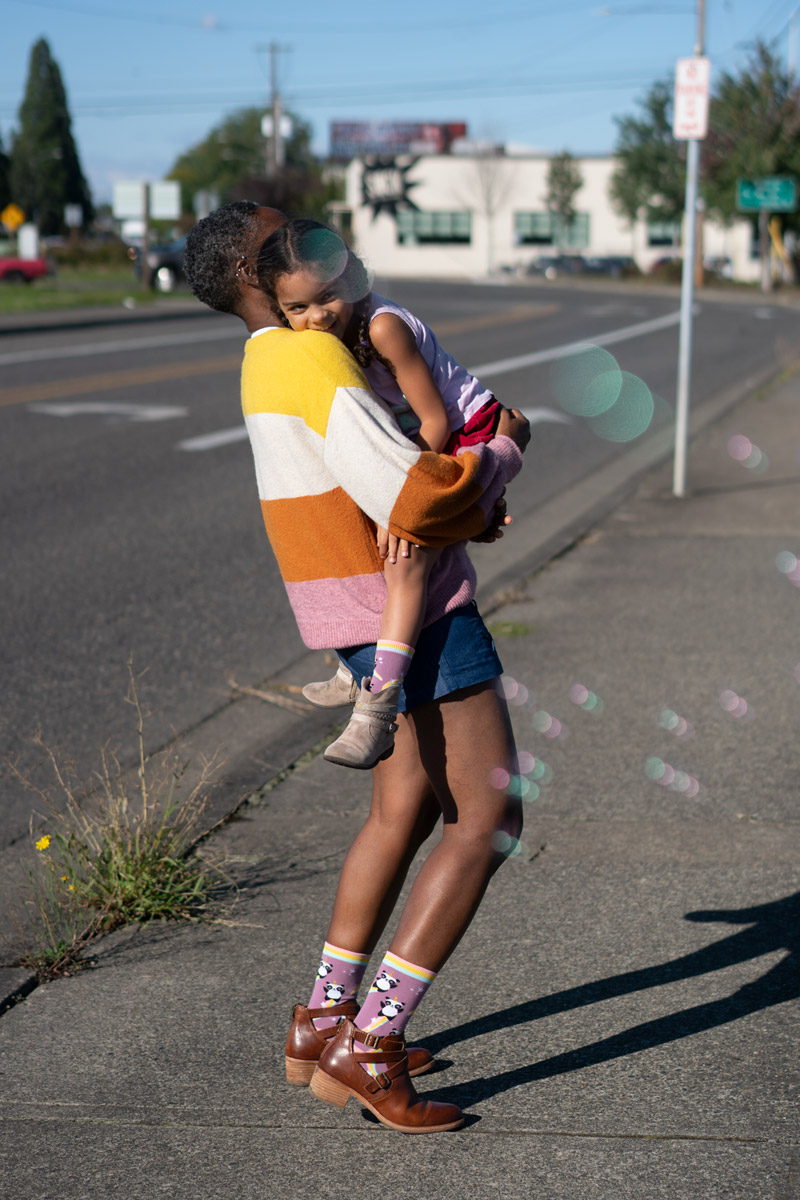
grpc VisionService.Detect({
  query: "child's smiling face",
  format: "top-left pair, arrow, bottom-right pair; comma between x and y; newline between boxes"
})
274,268 -> 354,340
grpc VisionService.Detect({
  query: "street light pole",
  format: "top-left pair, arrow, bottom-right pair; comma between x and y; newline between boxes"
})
672,0 -> 707,498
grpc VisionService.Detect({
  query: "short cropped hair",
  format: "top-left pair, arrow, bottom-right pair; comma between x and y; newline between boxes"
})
184,200 -> 260,313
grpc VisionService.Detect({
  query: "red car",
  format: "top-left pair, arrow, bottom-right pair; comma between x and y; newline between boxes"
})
0,253 -> 51,283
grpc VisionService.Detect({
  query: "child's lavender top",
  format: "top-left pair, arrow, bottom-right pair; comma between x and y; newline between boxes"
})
362,293 -> 494,437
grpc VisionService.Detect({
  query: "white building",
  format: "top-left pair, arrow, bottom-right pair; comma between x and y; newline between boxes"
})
334,151 -> 759,283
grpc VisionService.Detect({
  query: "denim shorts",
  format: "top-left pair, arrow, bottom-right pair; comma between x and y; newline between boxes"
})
337,601 -> 503,714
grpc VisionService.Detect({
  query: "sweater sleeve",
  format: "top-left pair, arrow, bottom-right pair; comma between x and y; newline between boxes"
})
303,334 -> 522,548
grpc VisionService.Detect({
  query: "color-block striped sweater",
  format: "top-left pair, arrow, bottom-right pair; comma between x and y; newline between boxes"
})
241,326 -> 522,650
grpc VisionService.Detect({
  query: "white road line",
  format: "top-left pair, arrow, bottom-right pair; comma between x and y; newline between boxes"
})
30,402 -> 188,422
176,310 -> 682,453
179,426 -> 249,451
468,308 -> 682,377
0,323 -> 242,367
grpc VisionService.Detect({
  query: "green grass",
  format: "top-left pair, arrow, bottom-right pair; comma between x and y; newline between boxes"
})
4,662 -> 226,981
0,266 -> 188,313
488,620 -> 536,638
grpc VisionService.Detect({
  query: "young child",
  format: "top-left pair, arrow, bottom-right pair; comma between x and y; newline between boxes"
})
257,219 -> 506,769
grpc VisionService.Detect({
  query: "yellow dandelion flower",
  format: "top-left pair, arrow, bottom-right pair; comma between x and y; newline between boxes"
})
35,835 -> 51,852
68,885 -> 74,892
61,875 -> 68,882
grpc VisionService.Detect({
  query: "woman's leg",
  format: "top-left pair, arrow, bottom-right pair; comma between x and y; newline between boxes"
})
388,680 -> 521,971
324,712 -> 441,954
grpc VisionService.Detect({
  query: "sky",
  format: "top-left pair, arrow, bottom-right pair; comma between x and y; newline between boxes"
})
1,0 -> 794,204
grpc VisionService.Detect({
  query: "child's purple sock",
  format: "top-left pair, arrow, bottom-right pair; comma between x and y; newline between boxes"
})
369,641 -> 414,693
307,941 -> 370,1031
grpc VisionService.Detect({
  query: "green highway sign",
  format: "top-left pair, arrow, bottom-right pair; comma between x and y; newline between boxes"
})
736,177 -> 798,212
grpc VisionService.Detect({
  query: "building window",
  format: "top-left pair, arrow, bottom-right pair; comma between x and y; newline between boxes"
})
395,210 -> 472,245
647,220 -> 681,247
514,211 -> 589,249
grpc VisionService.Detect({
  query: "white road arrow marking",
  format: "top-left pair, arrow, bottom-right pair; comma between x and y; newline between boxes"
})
30,402 -> 188,422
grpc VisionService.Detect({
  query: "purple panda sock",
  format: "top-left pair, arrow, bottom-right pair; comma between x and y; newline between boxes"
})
353,951 -> 437,1076
369,641 -> 415,693
307,941 -> 370,1031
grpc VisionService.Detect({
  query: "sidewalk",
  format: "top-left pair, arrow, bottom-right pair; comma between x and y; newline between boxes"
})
1,368 -> 798,1199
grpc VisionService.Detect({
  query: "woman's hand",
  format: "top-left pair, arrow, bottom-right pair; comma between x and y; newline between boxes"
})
377,526 -> 415,564
471,491 -> 512,544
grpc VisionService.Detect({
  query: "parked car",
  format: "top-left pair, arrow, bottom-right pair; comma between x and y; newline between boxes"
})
128,235 -> 187,292
0,252 -> 52,283
525,254 -> 586,280
704,256 -> 734,280
581,255 -> 637,278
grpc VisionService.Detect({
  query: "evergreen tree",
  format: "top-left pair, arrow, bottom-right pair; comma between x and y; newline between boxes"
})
545,151 -> 583,249
10,39 -> 93,235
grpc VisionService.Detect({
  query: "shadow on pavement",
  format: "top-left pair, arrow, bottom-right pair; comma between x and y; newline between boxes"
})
420,892 -> 799,1108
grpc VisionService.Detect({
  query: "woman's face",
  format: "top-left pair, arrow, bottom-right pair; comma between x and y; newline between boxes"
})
274,268 -> 354,340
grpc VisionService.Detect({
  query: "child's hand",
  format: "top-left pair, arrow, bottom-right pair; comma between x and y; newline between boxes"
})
377,527 -> 415,564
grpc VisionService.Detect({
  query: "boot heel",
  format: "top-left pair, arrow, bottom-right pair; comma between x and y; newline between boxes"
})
285,1057 -> 315,1086
310,1067 -> 350,1108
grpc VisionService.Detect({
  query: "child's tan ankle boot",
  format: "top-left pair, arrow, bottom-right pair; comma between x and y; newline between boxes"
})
323,678 -> 401,769
302,663 -> 359,708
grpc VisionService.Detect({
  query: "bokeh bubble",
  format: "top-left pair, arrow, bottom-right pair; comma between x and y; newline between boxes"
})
492,831 -> 522,857
719,689 -> 752,720
508,775 -> 531,799
587,372 -> 655,443
646,756 -> 701,796
300,227 -> 350,282
496,675 -> 519,701
543,717 -> 564,739
515,750 -> 536,775
524,781 -> 541,803
645,756 -> 666,780
569,684 -> 590,706
489,766 -> 510,790
659,709 -> 693,738
509,683 -> 530,706
531,759 -> 554,785
776,551 -> 798,575
727,434 -> 753,462
532,710 -> 553,734
552,344 -> 622,417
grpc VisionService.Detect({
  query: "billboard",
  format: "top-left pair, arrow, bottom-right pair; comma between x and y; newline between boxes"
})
330,121 -> 467,160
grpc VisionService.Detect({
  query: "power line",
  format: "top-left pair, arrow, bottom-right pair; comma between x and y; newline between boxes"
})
0,70 -> 669,121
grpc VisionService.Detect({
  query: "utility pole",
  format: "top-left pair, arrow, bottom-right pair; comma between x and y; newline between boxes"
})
672,0 -> 708,498
262,42 -> 290,178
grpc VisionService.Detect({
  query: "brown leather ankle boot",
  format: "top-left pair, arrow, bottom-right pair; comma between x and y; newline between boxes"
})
310,1019 -> 462,1133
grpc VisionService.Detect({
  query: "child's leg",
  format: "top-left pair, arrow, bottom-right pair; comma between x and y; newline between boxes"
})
370,547 -> 439,694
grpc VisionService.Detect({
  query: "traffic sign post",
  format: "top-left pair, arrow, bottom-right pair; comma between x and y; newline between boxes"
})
672,54 -> 710,499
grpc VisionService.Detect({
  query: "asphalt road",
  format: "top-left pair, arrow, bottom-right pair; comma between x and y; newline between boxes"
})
1,278 -> 797,847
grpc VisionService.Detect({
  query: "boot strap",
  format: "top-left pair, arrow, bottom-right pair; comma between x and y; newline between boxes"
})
350,707 -> 398,727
